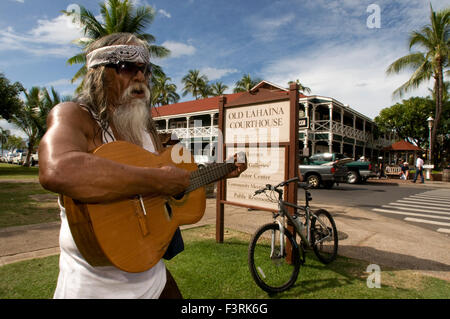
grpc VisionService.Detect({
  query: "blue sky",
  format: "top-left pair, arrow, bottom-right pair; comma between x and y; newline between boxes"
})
1,0 -> 449,138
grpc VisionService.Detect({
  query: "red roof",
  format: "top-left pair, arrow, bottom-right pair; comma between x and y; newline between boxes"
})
151,93 -> 244,117
382,140 -> 423,151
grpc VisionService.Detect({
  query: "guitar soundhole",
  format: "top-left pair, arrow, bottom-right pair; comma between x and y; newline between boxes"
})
164,202 -> 173,220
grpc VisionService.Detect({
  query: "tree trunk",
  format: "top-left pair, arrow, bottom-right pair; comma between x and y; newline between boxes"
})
24,139 -> 34,167
432,64 -> 444,167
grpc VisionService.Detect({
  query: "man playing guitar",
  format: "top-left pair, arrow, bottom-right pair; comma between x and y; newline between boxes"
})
39,33 -> 246,299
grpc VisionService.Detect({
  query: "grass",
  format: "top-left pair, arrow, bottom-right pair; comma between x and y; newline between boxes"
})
0,164 -> 60,228
1,164 -> 448,299
0,163 -> 40,180
0,226 -> 449,299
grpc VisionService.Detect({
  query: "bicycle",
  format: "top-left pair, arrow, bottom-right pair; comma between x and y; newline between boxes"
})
248,177 -> 338,293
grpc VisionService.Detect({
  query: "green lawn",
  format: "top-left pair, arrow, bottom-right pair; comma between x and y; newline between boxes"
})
0,163 -> 40,180
1,163 -> 448,299
0,164 -> 59,228
0,226 -> 449,299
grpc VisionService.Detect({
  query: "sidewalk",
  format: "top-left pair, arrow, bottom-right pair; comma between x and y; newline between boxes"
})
1,197 -> 450,282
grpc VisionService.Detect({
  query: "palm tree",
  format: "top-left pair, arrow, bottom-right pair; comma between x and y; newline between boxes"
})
0,127 -> 10,158
386,5 -> 449,165
63,0 -> 169,92
199,84 -> 213,99
182,70 -> 208,100
233,74 -> 262,93
210,82 -> 228,96
151,75 -> 180,106
288,79 -> 312,94
10,87 -> 62,166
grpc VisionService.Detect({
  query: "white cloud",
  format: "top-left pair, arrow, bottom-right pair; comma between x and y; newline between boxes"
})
200,67 -> 238,81
158,9 -> 171,18
0,14 -> 83,57
162,41 -> 196,58
0,119 -> 27,140
261,38 -> 431,120
46,78 -> 72,87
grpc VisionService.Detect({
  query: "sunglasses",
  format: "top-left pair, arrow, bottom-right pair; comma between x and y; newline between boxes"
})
106,62 -> 151,77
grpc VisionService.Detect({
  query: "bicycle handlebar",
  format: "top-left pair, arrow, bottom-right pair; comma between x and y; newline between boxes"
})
253,177 -> 311,196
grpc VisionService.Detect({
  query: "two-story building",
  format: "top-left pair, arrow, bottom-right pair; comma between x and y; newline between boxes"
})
152,81 -> 394,161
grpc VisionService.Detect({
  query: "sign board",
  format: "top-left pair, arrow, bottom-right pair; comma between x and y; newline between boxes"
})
226,146 -> 285,210
423,164 -> 434,169
299,117 -> 309,129
224,100 -> 291,144
216,83 -> 299,243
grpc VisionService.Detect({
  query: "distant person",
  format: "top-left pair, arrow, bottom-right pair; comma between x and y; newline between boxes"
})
400,161 -> 409,180
412,156 -> 424,183
378,161 -> 385,179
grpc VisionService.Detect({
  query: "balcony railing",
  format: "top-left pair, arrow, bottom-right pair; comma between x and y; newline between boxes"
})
157,126 -> 218,139
314,120 -> 370,141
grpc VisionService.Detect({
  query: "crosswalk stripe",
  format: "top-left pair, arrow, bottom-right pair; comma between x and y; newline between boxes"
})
437,228 -> 450,234
397,199 -> 450,207
382,205 -> 450,215
372,208 -> 450,221
419,192 -> 450,198
409,195 -> 450,202
388,202 -> 450,211
404,218 -> 450,227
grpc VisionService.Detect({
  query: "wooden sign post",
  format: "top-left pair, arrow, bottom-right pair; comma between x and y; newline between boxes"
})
216,83 -> 299,242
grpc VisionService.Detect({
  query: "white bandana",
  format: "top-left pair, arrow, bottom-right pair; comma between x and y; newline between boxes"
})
86,45 -> 150,69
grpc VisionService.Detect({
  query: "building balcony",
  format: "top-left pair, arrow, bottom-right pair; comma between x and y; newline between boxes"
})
157,126 -> 219,139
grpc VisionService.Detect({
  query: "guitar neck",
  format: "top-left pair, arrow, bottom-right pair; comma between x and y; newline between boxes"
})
186,162 -> 236,193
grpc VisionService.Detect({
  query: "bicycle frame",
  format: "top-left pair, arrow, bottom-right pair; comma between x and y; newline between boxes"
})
273,189 -> 333,250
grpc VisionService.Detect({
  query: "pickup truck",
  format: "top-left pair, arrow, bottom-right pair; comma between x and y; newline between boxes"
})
308,153 -> 376,184
299,156 -> 349,189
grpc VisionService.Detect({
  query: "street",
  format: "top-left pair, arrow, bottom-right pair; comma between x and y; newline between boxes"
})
305,181 -> 450,235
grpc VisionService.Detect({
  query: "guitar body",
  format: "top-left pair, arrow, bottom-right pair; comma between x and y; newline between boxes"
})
64,141 -> 205,273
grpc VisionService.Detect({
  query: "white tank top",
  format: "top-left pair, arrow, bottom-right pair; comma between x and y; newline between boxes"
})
53,119 -> 166,299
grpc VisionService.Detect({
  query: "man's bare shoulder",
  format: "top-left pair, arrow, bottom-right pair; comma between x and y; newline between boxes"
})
48,101 -> 92,123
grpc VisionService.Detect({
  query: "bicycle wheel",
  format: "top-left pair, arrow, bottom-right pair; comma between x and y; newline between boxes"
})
248,223 -> 300,293
310,209 -> 338,264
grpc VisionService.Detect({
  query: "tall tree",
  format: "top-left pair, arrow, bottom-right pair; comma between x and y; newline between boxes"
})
374,97 -> 435,148
151,75 -> 180,106
181,70 -> 208,100
233,74 -> 262,93
10,87 -> 60,166
0,73 -> 24,121
288,79 -> 312,94
386,5 -> 449,164
210,82 -> 228,96
63,0 -> 169,92
0,127 -> 10,157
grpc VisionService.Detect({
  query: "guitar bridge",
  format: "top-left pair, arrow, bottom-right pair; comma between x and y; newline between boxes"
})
133,196 -> 149,237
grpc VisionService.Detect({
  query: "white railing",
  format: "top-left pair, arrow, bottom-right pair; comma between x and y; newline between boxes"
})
157,126 -> 218,139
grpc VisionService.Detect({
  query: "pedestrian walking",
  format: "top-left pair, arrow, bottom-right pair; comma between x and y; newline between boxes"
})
412,156 -> 424,183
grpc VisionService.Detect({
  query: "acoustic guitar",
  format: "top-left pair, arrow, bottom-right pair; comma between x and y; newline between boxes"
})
63,141 -> 244,273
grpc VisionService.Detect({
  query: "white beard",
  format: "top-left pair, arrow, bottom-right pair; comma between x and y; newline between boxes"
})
112,83 -> 151,147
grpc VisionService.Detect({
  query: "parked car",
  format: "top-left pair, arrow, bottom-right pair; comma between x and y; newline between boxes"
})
193,154 -> 215,169
308,153 -> 377,184
299,156 -> 349,189
12,153 -> 24,165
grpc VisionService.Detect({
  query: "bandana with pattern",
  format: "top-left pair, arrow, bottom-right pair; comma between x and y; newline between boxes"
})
86,45 -> 150,69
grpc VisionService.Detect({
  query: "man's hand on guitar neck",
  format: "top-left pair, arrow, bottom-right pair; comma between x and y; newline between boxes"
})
225,153 -> 248,179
